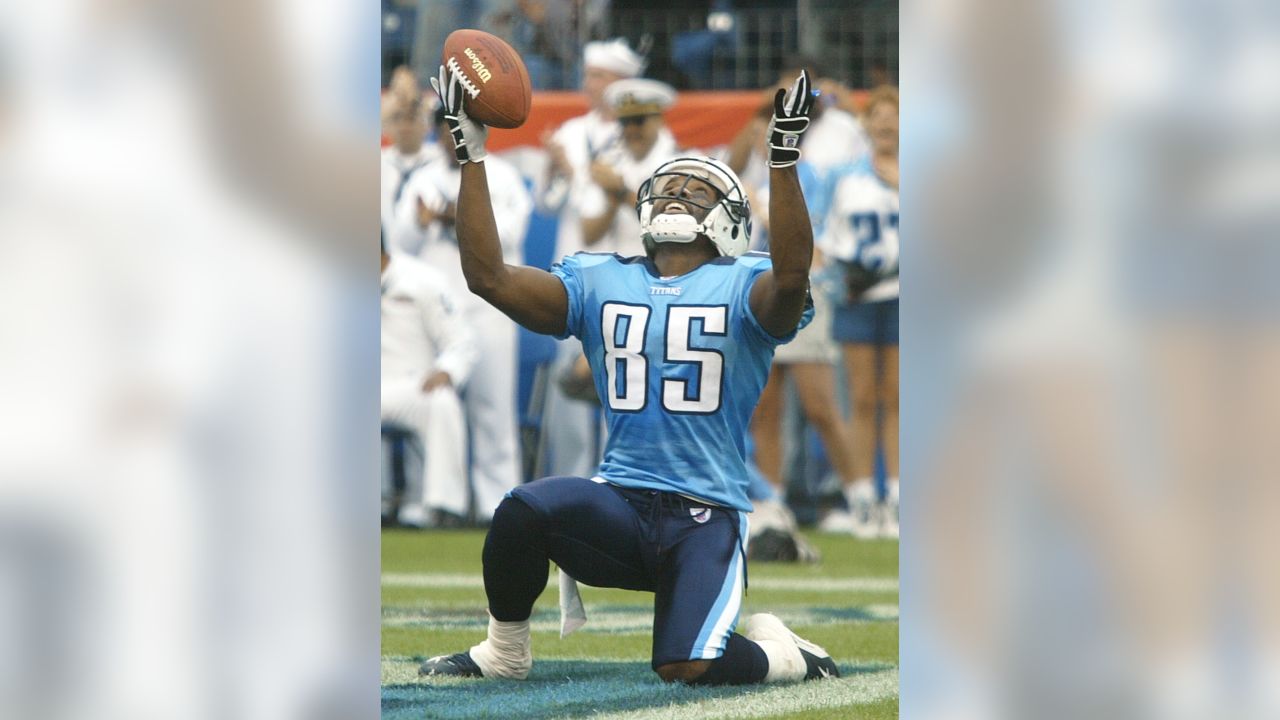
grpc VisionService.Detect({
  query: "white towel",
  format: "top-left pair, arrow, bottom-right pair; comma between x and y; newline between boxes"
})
558,568 -> 587,637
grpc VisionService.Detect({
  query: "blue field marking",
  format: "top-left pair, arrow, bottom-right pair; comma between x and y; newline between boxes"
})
381,659 -> 896,720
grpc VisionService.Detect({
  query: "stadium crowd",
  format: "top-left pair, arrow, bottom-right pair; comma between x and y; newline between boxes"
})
380,24 -> 899,551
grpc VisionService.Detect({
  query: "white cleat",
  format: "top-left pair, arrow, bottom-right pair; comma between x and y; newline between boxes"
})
819,509 -> 878,539
742,613 -> 841,681
818,509 -> 855,533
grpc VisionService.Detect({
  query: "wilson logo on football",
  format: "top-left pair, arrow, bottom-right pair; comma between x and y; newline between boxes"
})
463,47 -> 492,83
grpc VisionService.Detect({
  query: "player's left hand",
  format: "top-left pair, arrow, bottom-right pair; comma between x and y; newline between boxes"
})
430,64 -> 489,164
767,69 -> 816,168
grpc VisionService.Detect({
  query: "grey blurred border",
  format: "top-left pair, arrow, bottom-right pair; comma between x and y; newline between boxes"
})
902,0 -> 1280,718
0,1 -> 381,718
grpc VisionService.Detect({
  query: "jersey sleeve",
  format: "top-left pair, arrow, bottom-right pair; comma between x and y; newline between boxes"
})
549,253 -> 587,340
738,254 -> 815,346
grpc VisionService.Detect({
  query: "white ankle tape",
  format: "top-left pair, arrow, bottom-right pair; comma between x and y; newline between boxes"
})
469,615 -> 532,679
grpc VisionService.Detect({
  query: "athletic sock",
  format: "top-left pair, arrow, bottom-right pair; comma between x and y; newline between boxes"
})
686,632 -> 770,686
482,495 -> 550,621
469,613 -> 532,679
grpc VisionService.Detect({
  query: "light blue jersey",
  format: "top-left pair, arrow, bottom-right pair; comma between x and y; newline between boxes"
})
551,252 -> 814,511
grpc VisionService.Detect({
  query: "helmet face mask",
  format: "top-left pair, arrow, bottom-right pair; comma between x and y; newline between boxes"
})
636,157 -> 752,258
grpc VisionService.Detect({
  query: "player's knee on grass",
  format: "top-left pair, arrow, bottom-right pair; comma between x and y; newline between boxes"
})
655,660 -> 712,684
654,635 -> 770,685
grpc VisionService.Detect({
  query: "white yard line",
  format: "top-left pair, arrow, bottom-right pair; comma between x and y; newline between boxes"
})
381,573 -> 898,593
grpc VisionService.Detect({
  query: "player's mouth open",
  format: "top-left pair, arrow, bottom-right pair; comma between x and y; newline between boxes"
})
662,202 -> 689,214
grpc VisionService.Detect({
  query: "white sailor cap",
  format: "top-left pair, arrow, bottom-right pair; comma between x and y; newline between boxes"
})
583,38 -> 646,78
605,78 -> 676,119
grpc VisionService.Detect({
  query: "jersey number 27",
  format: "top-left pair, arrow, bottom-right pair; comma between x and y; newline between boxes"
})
601,302 -> 726,414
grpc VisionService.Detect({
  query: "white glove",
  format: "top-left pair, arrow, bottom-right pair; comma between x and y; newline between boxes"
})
429,63 -> 489,164
766,69 -> 816,168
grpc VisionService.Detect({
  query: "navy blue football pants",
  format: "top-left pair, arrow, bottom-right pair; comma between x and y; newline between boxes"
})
484,476 -> 751,669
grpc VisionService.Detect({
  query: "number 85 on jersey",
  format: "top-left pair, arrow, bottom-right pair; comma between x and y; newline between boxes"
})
600,302 -> 726,415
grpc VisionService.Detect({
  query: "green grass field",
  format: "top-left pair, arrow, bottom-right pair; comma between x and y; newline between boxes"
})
382,529 -> 898,719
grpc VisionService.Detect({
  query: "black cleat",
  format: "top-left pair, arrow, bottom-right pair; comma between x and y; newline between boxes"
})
749,528 -> 800,563
419,651 -> 484,678
799,648 -> 841,680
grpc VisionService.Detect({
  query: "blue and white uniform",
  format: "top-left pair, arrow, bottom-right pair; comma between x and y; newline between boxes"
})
557,251 -> 812,511
820,159 -> 900,344
509,251 -> 813,667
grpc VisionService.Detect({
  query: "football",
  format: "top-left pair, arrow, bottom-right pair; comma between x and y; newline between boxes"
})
441,29 -> 532,129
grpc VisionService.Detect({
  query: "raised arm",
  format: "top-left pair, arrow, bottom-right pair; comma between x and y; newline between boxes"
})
433,65 -> 568,337
749,71 -> 817,338
456,162 -> 567,334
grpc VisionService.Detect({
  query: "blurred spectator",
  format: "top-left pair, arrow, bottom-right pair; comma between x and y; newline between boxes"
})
381,84 -> 441,238
381,232 -> 477,527
537,37 -> 645,480
579,79 -> 680,256
387,65 -> 423,107
388,105 -> 533,522
867,60 -> 895,90
538,37 -> 647,261
737,110 -> 857,536
818,86 -> 900,538
487,0 -> 611,89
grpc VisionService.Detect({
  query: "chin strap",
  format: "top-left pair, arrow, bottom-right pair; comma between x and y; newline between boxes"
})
644,212 -> 701,244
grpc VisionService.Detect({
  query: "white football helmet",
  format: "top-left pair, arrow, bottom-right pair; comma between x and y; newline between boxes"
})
636,157 -> 751,257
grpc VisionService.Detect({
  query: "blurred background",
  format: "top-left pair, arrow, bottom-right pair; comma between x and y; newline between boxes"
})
382,0 -> 897,92
0,0 -> 1277,718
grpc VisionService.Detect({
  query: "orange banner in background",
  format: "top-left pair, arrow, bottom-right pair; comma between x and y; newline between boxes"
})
486,91 -> 764,151
384,90 -> 868,151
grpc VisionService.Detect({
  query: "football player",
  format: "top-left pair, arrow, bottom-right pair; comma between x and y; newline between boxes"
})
420,65 -> 840,686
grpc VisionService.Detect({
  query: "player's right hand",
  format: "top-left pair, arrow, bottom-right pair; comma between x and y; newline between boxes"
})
430,64 -> 489,164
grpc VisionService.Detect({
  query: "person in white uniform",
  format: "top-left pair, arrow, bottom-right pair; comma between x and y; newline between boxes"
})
389,106 -> 533,522
538,38 -> 646,261
579,79 -> 681,258
381,90 -> 441,238
381,233 -> 476,527
537,38 -> 647,480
